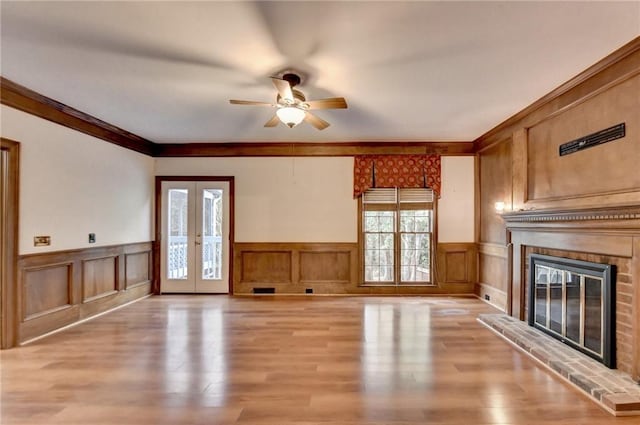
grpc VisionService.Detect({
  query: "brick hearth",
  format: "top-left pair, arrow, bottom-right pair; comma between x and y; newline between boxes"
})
478,313 -> 640,416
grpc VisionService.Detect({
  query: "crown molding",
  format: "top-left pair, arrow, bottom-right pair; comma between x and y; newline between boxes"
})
154,141 -> 475,157
0,77 -> 156,156
474,36 -> 640,152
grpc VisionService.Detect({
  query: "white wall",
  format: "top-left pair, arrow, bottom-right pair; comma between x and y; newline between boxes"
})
1,105 -> 155,254
156,155 -> 475,243
155,157 -> 358,242
438,156 -> 475,242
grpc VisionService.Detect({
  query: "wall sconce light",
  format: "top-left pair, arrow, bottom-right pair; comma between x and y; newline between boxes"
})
494,201 -> 505,213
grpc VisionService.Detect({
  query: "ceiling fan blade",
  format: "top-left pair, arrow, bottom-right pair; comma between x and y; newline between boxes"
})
305,97 -> 348,110
264,115 -> 280,127
271,78 -> 294,102
229,100 -> 274,106
305,112 -> 330,130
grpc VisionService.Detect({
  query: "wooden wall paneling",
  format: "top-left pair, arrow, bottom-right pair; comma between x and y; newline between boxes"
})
436,243 -> 477,284
1,138 -> 19,348
632,236 -> 640,381
22,263 -> 73,320
125,251 -> 151,290
78,281 -> 151,320
479,140 -> 512,245
82,256 -> 118,303
240,251 -> 292,284
526,73 -> 640,208
299,251 -> 351,284
234,242 -> 476,295
511,128 -> 527,211
15,242 -> 152,345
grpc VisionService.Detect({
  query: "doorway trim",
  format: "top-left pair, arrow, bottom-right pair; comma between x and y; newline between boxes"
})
154,176 -> 235,295
1,138 -> 20,348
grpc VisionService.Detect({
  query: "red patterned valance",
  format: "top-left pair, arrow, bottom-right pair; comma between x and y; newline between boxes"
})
353,155 -> 441,198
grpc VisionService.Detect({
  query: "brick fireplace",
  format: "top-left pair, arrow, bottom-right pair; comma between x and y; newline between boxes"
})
527,253 -> 616,368
501,205 -> 640,381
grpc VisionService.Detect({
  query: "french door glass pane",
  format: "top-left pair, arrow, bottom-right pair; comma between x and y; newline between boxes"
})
168,189 -> 188,279
202,189 -> 223,280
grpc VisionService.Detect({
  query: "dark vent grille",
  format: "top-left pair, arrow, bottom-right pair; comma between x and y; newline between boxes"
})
559,123 -> 625,156
253,287 -> 275,294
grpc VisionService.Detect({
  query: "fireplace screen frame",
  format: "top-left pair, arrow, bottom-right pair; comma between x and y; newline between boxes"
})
528,254 -> 615,368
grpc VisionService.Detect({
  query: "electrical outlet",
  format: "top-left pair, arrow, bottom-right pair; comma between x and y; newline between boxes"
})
88,233 -> 96,243
305,288 -> 313,294
484,294 -> 491,301
33,236 -> 51,246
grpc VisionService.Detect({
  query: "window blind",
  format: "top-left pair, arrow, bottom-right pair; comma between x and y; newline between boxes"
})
363,188 -> 434,204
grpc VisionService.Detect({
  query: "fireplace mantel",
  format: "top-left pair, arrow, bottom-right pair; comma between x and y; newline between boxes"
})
496,204 -> 640,381
501,205 -> 640,226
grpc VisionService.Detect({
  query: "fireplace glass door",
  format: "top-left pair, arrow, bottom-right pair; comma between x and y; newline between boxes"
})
529,254 -> 614,368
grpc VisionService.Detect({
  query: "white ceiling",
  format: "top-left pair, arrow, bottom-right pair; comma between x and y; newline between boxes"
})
1,1 -> 639,143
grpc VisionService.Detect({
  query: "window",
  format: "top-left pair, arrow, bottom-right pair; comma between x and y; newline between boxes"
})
360,188 -> 434,284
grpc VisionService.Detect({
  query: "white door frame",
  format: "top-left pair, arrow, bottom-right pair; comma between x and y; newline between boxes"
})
154,176 -> 234,295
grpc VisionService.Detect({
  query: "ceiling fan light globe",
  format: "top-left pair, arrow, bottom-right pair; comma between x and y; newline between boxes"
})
276,107 -> 306,128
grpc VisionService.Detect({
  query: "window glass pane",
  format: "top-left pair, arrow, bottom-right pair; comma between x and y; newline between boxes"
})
400,211 -> 415,232
414,210 -> 430,232
417,234 -> 430,268
168,189 -> 188,280
379,212 -> 394,232
364,212 -> 379,232
365,250 -> 379,266
400,231 -> 430,282
379,233 -> 393,249
365,233 -> 379,250
202,189 -> 223,280
380,249 -> 394,267
379,266 -> 394,281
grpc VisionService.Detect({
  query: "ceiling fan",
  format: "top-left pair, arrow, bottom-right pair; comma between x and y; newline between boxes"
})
229,73 -> 348,130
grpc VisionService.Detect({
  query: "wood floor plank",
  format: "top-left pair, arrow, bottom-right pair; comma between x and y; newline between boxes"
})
1,295 -> 639,424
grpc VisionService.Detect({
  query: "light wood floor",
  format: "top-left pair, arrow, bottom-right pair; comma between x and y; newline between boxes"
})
1,295 -> 638,425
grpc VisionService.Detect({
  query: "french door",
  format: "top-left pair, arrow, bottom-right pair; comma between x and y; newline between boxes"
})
160,181 -> 230,293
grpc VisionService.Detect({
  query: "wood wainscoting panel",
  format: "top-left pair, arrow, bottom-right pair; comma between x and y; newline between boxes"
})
23,263 -> 72,320
125,251 -> 151,289
444,252 -> 467,282
82,256 -> 118,303
435,243 -> 477,288
234,243 -> 357,294
14,242 -> 152,346
235,242 -> 476,295
299,251 -> 351,284
240,251 -> 292,283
